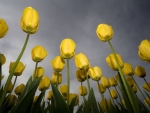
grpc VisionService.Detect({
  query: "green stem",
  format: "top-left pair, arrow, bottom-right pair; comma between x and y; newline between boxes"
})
0,33 -> 30,108
115,86 -> 122,104
66,59 -> 70,107
143,77 -> 150,88
85,69 -> 90,92
33,62 -> 38,80
108,88 -> 115,106
107,40 -> 137,112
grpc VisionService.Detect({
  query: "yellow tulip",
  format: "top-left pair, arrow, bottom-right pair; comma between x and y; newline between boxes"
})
96,24 -> 114,42
60,84 -> 68,97
33,96 -> 38,104
106,54 -> 124,71
78,86 -> 88,96
143,82 -> 150,92
75,69 -> 86,82
126,77 -> 134,87
101,76 -> 111,89
69,93 -> 79,106
132,85 -> 137,93
99,99 -> 111,112
8,94 -> 16,105
9,62 -> 25,76
51,56 -> 65,72
0,54 -> 6,65
110,89 -> 118,99
74,53 -> 90,70
51,72 -> 62,85
88,66 -> 102,81
138,39 -> 150,62
144,98 -> 150,107
134,66 -> 146,78
38,76 -> 50,91
14,83 -> 25,95
31,45 -> 48,62
109,77 -> 117,87
34,67 -> 44,78
0,19 -> 8,38
20,7 -> 39,34
60,38 -> 76,59
7,82 -> 13,93
97,83 -> 106,93
47,90 -> 53,100
122,62 -> 134,76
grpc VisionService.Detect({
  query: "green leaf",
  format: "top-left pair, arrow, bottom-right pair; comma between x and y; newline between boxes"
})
69,96 -> 77,113
117,102 -> 128,113
76,104 -> 83,113
50,80 -> 69,113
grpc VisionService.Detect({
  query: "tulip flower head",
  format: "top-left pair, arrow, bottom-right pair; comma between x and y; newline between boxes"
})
143,82 -> 150,92
97,83 -> 106,93
76,69 -> 86,82
126,77 -> 134,87
47,90 -> 53,100
69,93 -> 79,106
60,84 -> 68,97
96,23 -> 114,42
138,39 -> 150,62
31,45 -> 48,62
78,86 -> 88,96
7,82 -> 13,93
109,77 -> 117,87
60,38 -> 76,59
14,83 -> 25,95
51,56 -> 65,72
106,54 -> 124,71
101,76 -> 111,89
0,54 -> 6,65
0,19 -> 8,38
38,76 -> 50,91
110,89 -> 118,99
34,67 -> 44,78
134,66 -> 146,78
20,7 -> 39,34
51,72 -> 62,85
122,62 -> 134,76
144,98 -> 150,107
132,85 -> 137,93
8,94 -> 16,105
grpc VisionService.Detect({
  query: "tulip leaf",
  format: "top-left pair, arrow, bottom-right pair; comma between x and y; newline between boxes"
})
50,80 -> 69,113
76,104 -> 83,113
137,96 -> 149,113
117,102 -> 128,113
69,96 -> 77,113
9,77 -> 41,113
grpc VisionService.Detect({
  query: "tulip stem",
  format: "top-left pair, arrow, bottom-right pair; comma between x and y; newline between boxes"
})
108,88 -> 115,105
107,40 -> 137,112
66,59 -> 70,107
115,86 -> 122,104
0,33 -> 30,108
0,53 -> 2,88
143,77 -> 150,88
33,62 -> 38,80
85,69 -> 90,92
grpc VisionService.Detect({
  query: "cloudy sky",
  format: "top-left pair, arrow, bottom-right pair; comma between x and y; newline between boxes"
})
0,0 -> 150,110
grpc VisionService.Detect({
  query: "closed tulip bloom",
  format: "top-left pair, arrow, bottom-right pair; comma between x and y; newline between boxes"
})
138,39 -> 150,62
0,19 -> 8,38
8,94 -> 16,105
34,67 -> 44,78
122,62 -> 134,76
60,84 -> 68,96
99,99 -> 111,112
134,66 -> 146,78
38,76 -> 50,91
96,24 -> 114,42
132,85 -> 137,93
101,76 -> 111,89
144,98 -> 150,107
0,54 -> 6,65
88,66 -> 102,81
97,83 -> 106,93
47,90 -> 53,100
14,83 -> 25,95
126,77 -> 134,87
7,82 -> 13,93
76,69 -> 86,82
33,96 -> 38,104
109,77 -> 117,87
9,62 -> 25,76
51,56 -> 65,72
60,38 -> 76,59
69,93 -> 79,106
20,7 -> 39,34
75,53 -> 90,70
51,72 -> 62,85
78,86 -> 87,96
31,45 -> 48,62
106,54 -> 124,71
110,89 -> 118,99
143,82 -> 150,92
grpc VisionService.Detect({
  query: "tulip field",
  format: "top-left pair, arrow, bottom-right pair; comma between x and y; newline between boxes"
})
0,6 -> 150,113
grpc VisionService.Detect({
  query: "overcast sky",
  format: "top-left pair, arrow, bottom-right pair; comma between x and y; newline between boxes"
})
0,0 -> 150,111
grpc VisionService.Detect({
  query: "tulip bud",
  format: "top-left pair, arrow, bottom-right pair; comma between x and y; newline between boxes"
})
144,98 -> 150,107
9,62 -> 25,76
78,86 -> 87,96
75,70 -> 86,82
51,56 -> 65,72
138,39 -> 150,62
8,94 -> 16,105
134,66 -> 146,78
110,89 -> 118,99
106,54 -> 124,71
109,77 -> 117,87
75,53 -> 90,70
20,7 -> 39,34
122,62 -> 134,76
126,77 -> 134,87
7,82 -> 13,93
69,93 -> 79,106
60,84 -> 68,97
143,82 -> 150,92
14,83 -> 25,95
33,96 -> 38,104
0,19 -> 8,38
0,54 -> 6,65
38,76 -> 50,91
101,76 -> 111,89
132,85 -> 137,93
97,83 -> 106,93
60,38 -> 76,59
47,90 -> 53,100
96,24 -> 114,42
34,67 -> 44,78
31,45 -> 48,62
51,72 -> 62,85
88,66 -> 102,81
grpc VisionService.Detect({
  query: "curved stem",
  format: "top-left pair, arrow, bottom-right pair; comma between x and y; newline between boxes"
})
143,77 -> 150,88
0,33 -> 30,108
85,69 -> 90,92
66,59 -> 70,107
33,62 -> 38,80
